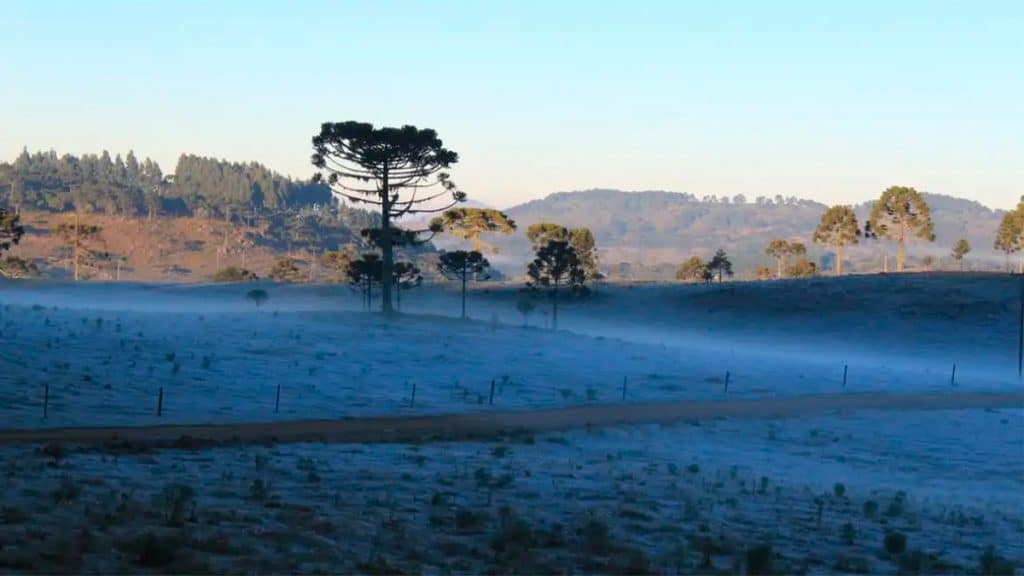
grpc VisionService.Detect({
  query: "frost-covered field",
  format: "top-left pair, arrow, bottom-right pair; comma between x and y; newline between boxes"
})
0,276 -> 1018,428
0,276 -> 1021,573
0,408 -> 1020,573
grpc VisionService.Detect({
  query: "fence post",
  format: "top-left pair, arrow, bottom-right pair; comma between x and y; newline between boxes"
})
410,381 -> 417,408
43,383 -> 49,420
724,371 -> 730,394
157,386 -> 164,417
951,364 -> 957,386
842,364 -> 848,388
489,379 -> 496,405
622,376 -> 628,401
275,383 -> 281,413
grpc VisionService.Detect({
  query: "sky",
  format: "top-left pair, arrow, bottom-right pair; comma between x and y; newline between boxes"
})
2,0 -> 1021,210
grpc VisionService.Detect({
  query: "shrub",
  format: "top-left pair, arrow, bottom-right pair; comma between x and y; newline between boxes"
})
884,531 -> 907,555
833,482 -> 846,498
582,517 -> 611,554
246,289 -> 269,308
979,546 -> 1015,576
211,266 -> 258,282
841,522 -> 856,545
125,531 -> 181,567
863,500 -> 879,518
746,544 -> 775,575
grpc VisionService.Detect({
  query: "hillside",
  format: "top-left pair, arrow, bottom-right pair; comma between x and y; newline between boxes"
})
465,189 -> 1008,278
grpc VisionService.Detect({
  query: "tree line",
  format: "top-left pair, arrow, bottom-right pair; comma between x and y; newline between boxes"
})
675,187 -> 1024,281
0,149 -> 335,220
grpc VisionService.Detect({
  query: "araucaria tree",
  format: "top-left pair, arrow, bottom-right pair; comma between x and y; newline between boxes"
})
764,239 -> 806,279
526,222 -> 601,280
527,239 -> 586,331
707,249 -> 733,283
312,122 -> 464,313
54,215 -> 103,281
437,250 -> 490,319
813,205 -> 860,276
432,208 -> 516,253
951,238 -> 971,272
994,199 -> 1024,273
869,186 -> 934,272
346,254 -> 383,311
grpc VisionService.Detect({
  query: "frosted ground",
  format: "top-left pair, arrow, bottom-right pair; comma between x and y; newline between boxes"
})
0,275 -> 1019,428
0,275 -> 1021,573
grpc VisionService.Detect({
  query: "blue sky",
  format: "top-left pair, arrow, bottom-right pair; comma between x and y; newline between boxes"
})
2,0 -> 1020,209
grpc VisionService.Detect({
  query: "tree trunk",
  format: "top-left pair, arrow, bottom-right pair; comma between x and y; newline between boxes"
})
552,278 -> 559,331
776,258 -> 783,279
73,213 -> 80,282
896,223 -> 906,272
380,167 -> 394,314
461,268 -> 467,319
471,235 -> 481,252
835,244 -> 843,276
960,258 -> 964,273
366,278 -> 372,311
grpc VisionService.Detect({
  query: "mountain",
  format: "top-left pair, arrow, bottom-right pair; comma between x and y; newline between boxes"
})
472,189 -> 1007,278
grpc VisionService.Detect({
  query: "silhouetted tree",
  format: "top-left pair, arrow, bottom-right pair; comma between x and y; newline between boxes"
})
951,238 -> 971,272
813,205 -> 860,276
516,298 -> 535,327
54,215 -> 103,281
675,256 -> 706,282
392,261 -> 421,312
869,186 -> 934,272
994,200 -> 1023,273
268,257 -> 304,282
312,121 -> 464,313
432,208 -> 516,253
437,250 -> 490,319
247,288 -> 268,308
0,207 -> 24,257
347,254 -> 383,311
526,239 -> 586,331
706,249 -> 733,283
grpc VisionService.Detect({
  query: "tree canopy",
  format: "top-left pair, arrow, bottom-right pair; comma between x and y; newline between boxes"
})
994,200 -> 1024,272
707,249 -> 733,283
812,205 -> 860,276
869,186 -> 935,272
675,256 -> 706,282
951,238 -> 971,272
312,121 -> 464,313
432,208 -> 516,253
437,250 -> 490,320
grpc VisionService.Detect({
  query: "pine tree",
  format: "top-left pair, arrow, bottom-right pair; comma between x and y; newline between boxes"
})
812,206 -> 860,276
869,186 -> 935,272
951,238 -> 971,272
437,250 -> 490,319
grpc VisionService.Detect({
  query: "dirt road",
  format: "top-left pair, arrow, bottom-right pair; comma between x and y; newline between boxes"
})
0,391 -> 1019,449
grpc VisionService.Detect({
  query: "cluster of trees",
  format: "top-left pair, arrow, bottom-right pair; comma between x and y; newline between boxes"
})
675,250 -> 733,283
995,197 -> 1024,273
0,149 -> 340,221
0,207 -> 31,278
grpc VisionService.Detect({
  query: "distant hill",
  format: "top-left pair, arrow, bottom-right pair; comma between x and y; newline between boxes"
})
461,189 -> 1007,278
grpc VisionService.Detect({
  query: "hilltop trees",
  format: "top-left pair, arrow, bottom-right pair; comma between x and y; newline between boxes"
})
320,250 -> 354,283
813,206 -> 860,276
432,208 -> 516,253
765,239 -> 806,279
706,249 -> 733,283
951,238 -> 971,272
437,250 -> 490,319
312,122 -> 464,313
994,200 -> 1023,273
869,186 -> 934,272
675,256 -> 706,282
268,257 -> 305,282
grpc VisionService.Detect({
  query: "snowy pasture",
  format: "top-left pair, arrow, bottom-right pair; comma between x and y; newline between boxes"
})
0,408 -> 1019,573
0,275 -> 1019,428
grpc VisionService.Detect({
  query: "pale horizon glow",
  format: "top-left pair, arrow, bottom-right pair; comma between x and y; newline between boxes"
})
2,1 -> 1021,210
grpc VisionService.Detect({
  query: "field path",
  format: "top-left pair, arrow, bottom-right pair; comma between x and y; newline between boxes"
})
0,390 -> 1020,448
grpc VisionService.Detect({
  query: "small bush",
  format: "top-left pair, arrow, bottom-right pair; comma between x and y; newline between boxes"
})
582,517 -> 611,554
212,267 -> 258,282
979,546 -> 1015,576
841,522 -> 856,545
746,544 -> 774,575
125,531 -> 181,567
884,531 -> 907,555
833,482 -> 846,498
863,500 -> 879,518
